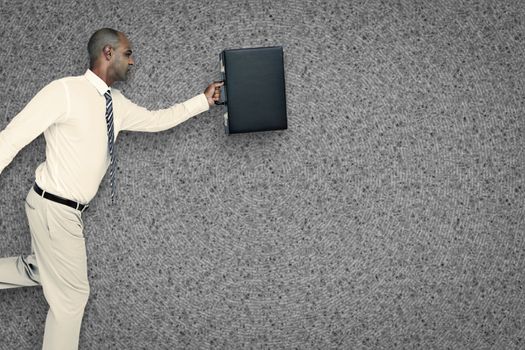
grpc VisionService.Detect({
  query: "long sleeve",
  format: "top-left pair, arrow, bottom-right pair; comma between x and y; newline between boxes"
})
115,90 -> 209,133
0,80 -> 67,175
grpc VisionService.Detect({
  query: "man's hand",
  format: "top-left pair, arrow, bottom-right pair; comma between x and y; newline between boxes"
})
204,81 -> 224,107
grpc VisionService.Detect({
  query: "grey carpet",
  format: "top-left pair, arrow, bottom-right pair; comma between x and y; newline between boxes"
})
0,0 -> 524,349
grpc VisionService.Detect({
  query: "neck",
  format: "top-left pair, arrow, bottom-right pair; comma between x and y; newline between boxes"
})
90,66 -> 114,87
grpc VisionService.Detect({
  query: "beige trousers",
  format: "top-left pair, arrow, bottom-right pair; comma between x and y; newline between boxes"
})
0,187 -> 89,350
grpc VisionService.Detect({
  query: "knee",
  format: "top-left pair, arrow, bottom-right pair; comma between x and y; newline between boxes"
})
48,284 -> 90,317
73,285 -> 90,310
77,285 -> 90,308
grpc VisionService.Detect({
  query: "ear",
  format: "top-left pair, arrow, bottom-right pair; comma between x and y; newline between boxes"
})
103,45 -> 112,61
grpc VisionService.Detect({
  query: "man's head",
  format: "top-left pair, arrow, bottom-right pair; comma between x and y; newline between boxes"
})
87,28 -> 134,85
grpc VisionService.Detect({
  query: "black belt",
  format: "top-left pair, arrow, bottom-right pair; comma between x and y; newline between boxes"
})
33,183 -> 89,212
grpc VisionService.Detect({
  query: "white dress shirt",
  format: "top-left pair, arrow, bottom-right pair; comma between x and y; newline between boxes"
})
0,69 -> 209,204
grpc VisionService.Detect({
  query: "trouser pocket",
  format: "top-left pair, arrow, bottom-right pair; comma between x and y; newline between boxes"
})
46,203 -> 85,241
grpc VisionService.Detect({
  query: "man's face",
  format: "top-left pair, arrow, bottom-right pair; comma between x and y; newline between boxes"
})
109,34 -> 134,82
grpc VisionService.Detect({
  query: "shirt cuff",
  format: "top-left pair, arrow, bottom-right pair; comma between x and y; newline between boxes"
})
183,93 -> 210,117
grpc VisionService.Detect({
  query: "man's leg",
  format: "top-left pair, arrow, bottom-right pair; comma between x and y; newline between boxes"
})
0,255 -> 41,289
25,188 -> 90,350
0,195 -> 42,289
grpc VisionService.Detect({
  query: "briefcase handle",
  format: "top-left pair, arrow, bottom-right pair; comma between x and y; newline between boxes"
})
214,82 -> 227,105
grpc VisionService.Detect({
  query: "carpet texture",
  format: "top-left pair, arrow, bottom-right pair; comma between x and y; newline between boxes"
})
0,0 -> 524,349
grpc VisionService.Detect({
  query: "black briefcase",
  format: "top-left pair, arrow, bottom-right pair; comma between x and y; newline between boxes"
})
216,46 -> 288,134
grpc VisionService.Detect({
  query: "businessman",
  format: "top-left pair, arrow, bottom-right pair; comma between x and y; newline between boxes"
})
0,28 -> 223,349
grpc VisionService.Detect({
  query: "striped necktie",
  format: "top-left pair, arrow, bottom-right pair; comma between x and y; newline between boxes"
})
104,90 -> 117,203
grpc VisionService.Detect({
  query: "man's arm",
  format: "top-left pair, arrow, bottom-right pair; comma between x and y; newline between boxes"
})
116,81 -> 224,133
0,80 -> 67,175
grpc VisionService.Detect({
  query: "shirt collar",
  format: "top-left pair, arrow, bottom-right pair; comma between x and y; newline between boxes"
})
84,69 -> 110,96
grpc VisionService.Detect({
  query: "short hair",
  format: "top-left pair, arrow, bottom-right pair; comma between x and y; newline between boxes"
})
87,28 -> 121,68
